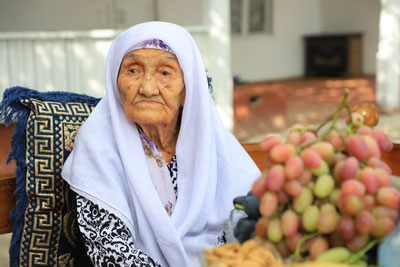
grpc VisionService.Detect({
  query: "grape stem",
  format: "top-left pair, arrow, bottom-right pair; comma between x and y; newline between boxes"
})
293,232 -> 319,261
345,238 -> 384,264
299,88 -> 352,149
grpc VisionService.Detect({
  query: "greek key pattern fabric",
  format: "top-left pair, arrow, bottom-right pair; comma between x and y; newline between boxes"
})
19,98 -> 95,266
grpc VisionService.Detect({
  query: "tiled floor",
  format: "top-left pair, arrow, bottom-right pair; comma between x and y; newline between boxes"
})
234,75 -> 400,143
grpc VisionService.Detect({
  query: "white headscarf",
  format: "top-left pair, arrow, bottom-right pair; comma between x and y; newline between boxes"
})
62,21 -> 260,266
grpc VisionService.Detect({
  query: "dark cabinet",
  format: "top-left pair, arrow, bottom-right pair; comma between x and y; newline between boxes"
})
304,34 -> 362,76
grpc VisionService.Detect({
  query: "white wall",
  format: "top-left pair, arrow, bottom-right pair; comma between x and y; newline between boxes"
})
0,0 -> 114,31
231,0 -> 380,82
319,0 -> 380,75
0,0 -> 381,83
157,0 -> 204,26
231,0 -> 322,82
0,0 -> 203,31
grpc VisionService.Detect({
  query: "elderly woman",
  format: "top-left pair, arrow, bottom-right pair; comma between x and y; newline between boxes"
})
62,21 -> 260,266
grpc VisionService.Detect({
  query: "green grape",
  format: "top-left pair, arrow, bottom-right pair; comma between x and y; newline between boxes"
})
314,174 -> 335,198
293,187 -> 314,214
302,205 -> 320,232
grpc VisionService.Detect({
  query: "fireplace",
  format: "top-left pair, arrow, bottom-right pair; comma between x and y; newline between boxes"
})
304,33 -> 362,76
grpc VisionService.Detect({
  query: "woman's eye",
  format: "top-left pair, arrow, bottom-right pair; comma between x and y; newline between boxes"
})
129,68 -> 138,73
162,71 -> 170,76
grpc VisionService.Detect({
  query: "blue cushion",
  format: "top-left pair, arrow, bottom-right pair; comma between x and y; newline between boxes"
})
0,87 -> 100,267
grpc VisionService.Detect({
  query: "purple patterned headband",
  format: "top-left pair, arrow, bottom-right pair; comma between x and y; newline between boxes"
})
124,39 -> 214,94
127,39 -> 175,55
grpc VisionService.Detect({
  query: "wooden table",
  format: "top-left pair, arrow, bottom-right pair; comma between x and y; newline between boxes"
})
1,124 -> 400,235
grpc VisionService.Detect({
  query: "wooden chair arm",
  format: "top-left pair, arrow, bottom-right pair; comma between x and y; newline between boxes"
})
242,143 -> 400,176
0,174 -> 16,234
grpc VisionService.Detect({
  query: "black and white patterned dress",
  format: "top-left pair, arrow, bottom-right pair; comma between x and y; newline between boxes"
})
77,156 -> 226,266
76,195 -> 160,266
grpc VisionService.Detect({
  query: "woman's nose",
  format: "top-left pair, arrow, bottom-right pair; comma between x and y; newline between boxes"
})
139,75 -> 159,96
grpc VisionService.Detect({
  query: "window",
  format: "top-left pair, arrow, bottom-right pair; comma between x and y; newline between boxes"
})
231,0 -> 272,35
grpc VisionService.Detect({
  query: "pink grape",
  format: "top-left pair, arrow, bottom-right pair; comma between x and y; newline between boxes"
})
270,144 -> 296,163
371,206 -> 399,222
362,135 -> 381,158
251,173 -> 268,197
362,194 -> 376,210
311,141 -> 335,165
340,195 -> 363,216
286,233 -> 304,252
375,167 -> 392,187
357,126 -> 376,138
301,148 -> 322,169
285,156 -> 304,179
346,234 -> 370,252
298,169 -> 312,185
334,153 -> 347,165
293,187 -> 314,214
283,180 -> 302,197
260,191 -> 278,217
317,209 -> 339,234
337,216 -> 356,240
326,130 -> 345,150
333,160 -> 345,183
265,155 -> 276,169
340,157 -> 359,180
265,165 -> 286,191
341,180 -> 366,197
376,187 -> 400,209
287,131 -> 301,147
371,217 -> 396,238
260,135 -> 283,153
300,131 -> 317,145
374,129 -> 393,152
309,237 -> 329,260
255,217 -> 269,237
359,167 -> 380,194
367,157 -> 392,175
347,135 -> 369,160
281,210 -> 299,238
355,210 -> 375,234
278,190 -> 289,204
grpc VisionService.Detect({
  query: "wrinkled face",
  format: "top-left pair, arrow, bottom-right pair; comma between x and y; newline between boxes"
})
117,49 -> 185,127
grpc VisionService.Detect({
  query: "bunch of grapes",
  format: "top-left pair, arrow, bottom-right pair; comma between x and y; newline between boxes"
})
233,90 -> 400,264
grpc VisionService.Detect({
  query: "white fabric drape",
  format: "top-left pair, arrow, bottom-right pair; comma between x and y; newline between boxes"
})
62,21 -> 260,266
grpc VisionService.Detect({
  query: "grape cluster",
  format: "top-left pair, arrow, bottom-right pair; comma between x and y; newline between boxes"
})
235,91 -> 400,263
